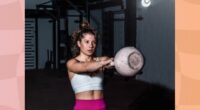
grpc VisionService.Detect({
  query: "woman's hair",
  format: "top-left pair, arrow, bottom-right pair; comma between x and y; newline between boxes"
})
70,21 -> 97,57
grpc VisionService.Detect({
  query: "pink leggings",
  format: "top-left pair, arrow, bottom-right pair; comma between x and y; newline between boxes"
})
74,99 -> 106,110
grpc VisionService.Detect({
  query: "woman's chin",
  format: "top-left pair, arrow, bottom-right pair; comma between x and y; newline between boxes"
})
84,52 -> 94,56
88,53 -> 94,56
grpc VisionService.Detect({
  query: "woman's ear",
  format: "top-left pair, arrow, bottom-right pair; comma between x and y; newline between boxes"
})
77,40 -> 81,48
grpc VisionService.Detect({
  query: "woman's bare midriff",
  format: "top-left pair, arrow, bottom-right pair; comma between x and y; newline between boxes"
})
75,90 -> 103,100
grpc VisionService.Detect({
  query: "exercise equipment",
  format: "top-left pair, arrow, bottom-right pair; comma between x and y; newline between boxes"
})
112,47 -> 144,76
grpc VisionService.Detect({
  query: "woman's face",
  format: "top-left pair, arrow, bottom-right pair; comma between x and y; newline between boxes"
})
77,33 -> 96,56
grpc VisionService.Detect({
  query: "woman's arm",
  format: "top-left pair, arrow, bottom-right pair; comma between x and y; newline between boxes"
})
66,58 -> 112,73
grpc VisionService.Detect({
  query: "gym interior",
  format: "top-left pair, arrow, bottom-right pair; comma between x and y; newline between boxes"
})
25,0 -> 175,110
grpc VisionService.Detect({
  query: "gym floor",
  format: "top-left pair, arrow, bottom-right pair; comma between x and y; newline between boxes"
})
26,69 -> 175,110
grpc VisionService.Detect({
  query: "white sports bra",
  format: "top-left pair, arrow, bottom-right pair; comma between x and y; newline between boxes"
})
71,72 -> 103,93
70,58 -> 103,94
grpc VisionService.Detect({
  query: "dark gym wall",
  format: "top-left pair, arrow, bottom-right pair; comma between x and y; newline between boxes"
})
37,19 -> 53,69
136,0 -> 175,89
125,0 -> 136,46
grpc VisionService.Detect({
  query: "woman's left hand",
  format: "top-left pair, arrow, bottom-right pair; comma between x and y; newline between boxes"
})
104,58 -> 114,69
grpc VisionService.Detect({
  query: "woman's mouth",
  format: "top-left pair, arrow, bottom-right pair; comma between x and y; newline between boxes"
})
88,50 -> 94,53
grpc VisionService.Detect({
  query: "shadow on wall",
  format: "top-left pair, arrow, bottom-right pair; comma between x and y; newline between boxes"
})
104,75 -> 175,110
129,83 -> 175,110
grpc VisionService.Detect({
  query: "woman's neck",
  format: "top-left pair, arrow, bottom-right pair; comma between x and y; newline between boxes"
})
77,54 -> 93,62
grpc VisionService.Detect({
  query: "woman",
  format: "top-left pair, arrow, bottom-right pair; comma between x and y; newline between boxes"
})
66,21 -> 114,110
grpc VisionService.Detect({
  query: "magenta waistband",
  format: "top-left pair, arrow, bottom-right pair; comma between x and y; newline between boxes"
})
74,98 -> 106,110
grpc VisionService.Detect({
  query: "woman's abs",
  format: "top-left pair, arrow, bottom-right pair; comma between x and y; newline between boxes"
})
75,90 -> 103,100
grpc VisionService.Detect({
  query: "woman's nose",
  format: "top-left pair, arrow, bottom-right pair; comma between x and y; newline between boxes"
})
89,43 -> 94,48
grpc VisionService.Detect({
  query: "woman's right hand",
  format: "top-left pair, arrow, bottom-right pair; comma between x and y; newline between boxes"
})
99,57 -> 114,70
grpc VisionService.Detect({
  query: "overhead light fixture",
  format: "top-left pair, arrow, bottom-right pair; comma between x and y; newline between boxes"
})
141,0 -> 151,7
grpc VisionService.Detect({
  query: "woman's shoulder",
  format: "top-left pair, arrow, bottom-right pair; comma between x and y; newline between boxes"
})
66,58 -> 78,66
